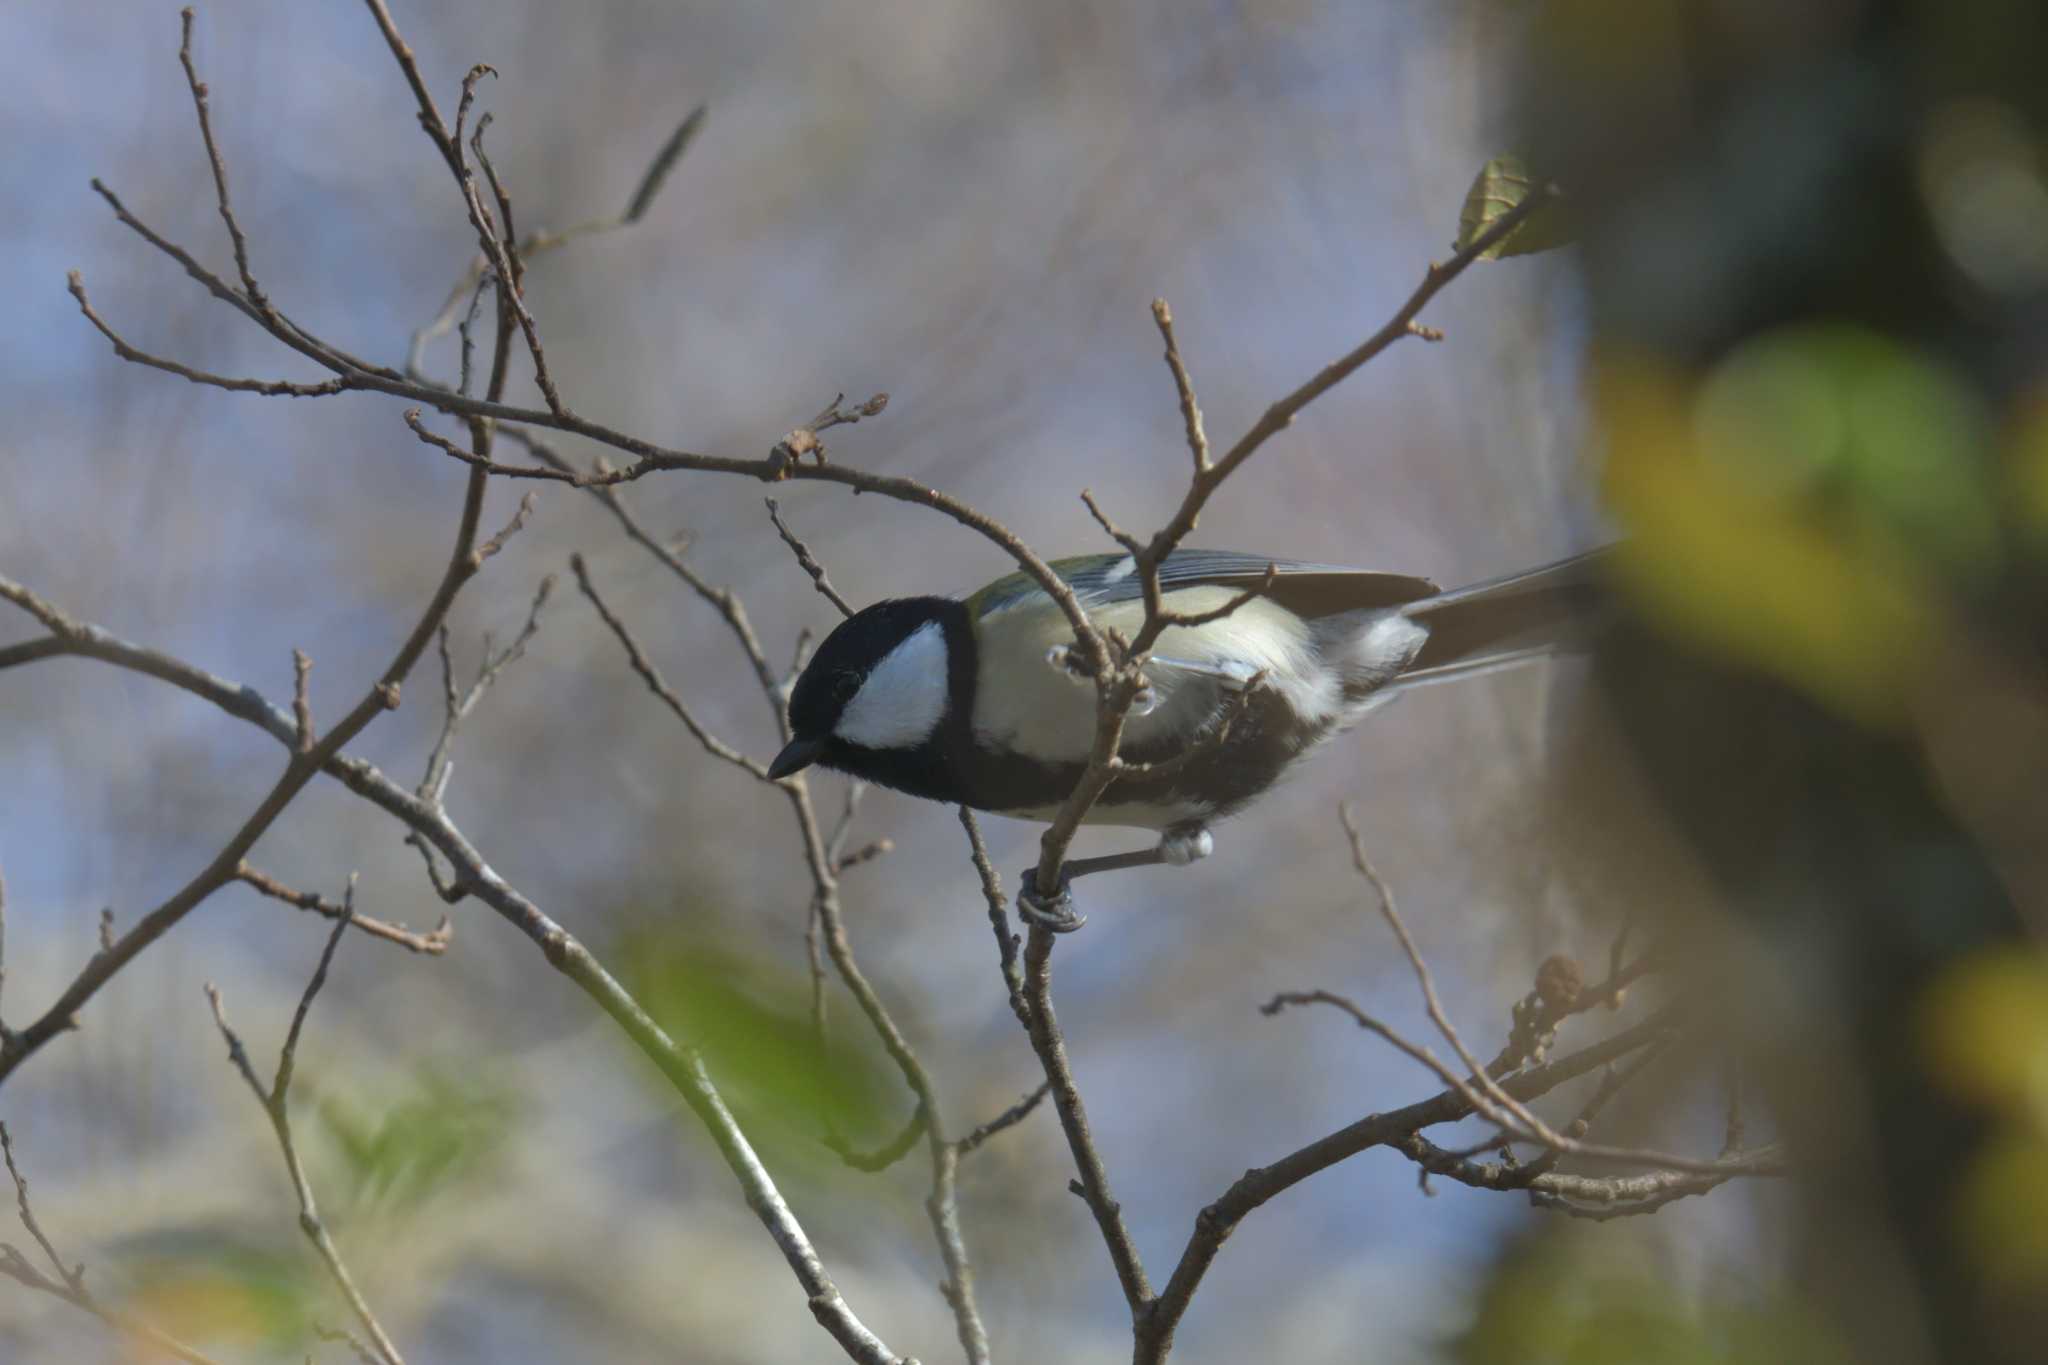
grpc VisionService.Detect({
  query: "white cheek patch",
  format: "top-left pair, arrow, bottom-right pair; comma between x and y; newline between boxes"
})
835,620 -> 949,749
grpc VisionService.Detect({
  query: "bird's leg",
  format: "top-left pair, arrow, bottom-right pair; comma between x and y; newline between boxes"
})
1015,824 -> 1213,933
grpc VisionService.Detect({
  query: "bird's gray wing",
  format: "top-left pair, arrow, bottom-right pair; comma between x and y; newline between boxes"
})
967,549 -> 1438,621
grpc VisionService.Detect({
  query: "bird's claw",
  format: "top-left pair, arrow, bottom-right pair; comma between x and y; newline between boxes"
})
1016,866 -> 1087,933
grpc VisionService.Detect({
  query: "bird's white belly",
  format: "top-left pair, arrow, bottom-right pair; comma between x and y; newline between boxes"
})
969,589 -> 1334,765
993,797 -> 1214,832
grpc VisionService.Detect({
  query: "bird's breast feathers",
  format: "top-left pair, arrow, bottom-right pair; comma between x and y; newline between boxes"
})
968,586 -> 1337,768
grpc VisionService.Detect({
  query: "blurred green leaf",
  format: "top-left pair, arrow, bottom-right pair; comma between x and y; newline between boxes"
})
2011,396 -> 2048,540
1692,326 -> 1998,581
1456,155 -> 1575,259
320,1067 -> 518,1211
1455,1232 -> 1850,1365
614,929 -> 898,1159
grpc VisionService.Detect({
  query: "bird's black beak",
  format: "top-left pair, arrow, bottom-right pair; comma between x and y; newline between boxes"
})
768,735 -> 824,780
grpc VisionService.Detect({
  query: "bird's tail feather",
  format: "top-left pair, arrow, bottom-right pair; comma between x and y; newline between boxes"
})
1392,547 -> 1612,689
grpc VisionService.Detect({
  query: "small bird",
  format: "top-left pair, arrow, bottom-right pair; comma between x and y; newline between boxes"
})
769,548 -> 1609,928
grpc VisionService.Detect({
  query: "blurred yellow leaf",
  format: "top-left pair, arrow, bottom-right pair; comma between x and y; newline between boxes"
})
1954,1129 -> 2048,1291
2009,391 -> 2048,538
1597,351 -> 1944,726
1918,948 -> 2048,1115
119,1244 -> 312,1348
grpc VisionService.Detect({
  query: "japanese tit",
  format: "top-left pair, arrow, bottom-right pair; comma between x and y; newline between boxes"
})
768,547 -> 1607,922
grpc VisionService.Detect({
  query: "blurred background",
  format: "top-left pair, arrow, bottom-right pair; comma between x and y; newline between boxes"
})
2,0 -> 2043,1361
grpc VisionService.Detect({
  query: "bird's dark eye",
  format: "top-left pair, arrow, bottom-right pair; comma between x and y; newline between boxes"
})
831,671 -> 862,706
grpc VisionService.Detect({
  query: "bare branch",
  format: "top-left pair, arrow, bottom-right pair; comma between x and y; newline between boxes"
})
1332,809 -> 1764,1176
955,1082 -> 1051,1156
828,1106 -> 928,1174
317,1322 -> 386,1365
766,497 -> 856,618
84,153 -> 1102,664
68,271 -> 352,397
235,863 -> 449,955
1,1123 -> 79,1295
1338,805 -> 1548,1134
417,572 -> 555,817
1151,564 -> 1275,631
1527,1149 -> 1784,1220
205,898 -> 407,1365
1135,1005 -> 1688,1362
512,429 -> 785,716
834,840 -> 894,873
0,455 -> 496,1088
1396,1131 -> 1784,1210
462,117 -> 568,417
1020,925 -> 1151,1311
1489,946 -> 1663,1073
292,648 -> 315,751
177,6 -> 269,317
778,777 -> 988,1363
406,409 -> 582,483
1150,299 -> 1209,472
472,491 -> 538,568
357,0 -> 464,182
569,554 -> 768,779
958,809 -> 1028,1029
1260,989 -> 1506,1124
1,1122 -> 224,1365
0,582 -> 912,1365
1030,193 -> 1559,902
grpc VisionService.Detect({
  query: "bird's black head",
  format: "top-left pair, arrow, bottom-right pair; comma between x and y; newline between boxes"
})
769,596 -> 965,786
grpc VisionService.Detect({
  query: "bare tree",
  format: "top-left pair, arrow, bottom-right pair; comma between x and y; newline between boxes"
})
0,6 -> 1778,1363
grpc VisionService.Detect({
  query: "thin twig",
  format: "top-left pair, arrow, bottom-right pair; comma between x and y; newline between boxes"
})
177,6 -> 269,317
0,448 -> 503,1089
565,476 -> 981,1358
569,554 -> 767,778
235,863 -> 448,955
68,272 -> 352,397
958,810 -> 1028,1029
1151,299 -> 1209,472
0,586 -> 909,1365
1,1123 -> 79,1295
828,1106 -> 928,1173
765,498 -> 856,618
1030,191 -> 1556,904
513,430 -> 785,715
834,840 -> 894,873
1134,1005 -> 1693,1362
955,1082 -> 1051,1156
1337,805 -> 1552,1136
417,572 -> 555,811
292,649 -> 315,752
206,892 -> 405,1365
1022,924 -> 1152,1312
1,1122 -> 225,1364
